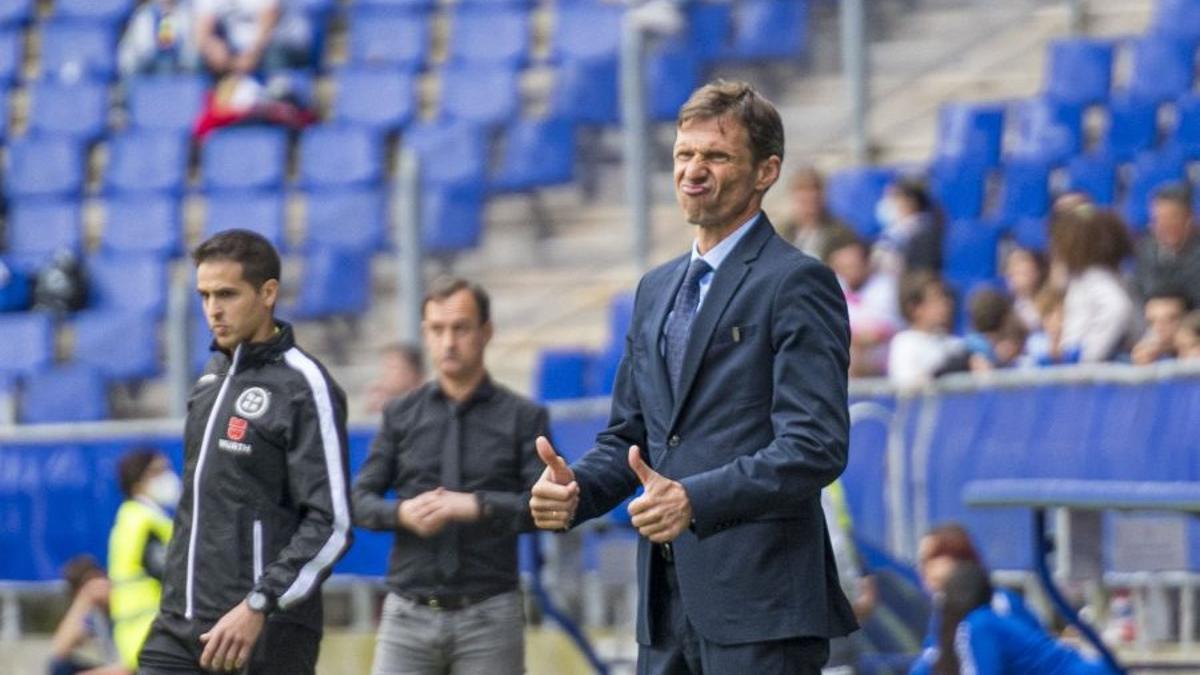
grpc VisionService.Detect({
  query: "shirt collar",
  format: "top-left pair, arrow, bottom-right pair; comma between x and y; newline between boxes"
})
433,373 -> 496,409
690,211 -> 761,272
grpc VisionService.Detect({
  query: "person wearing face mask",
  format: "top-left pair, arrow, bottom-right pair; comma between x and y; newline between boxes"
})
107,448 -> 179,672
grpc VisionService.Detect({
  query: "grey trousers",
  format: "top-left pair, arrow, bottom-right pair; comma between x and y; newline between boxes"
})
370,591 -> 525,675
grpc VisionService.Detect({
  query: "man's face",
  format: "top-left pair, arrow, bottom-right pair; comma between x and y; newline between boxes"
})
423,290 -> 492,383
196,260 -> 277,351
1151,200 -> 1194,251
673,115 -> 779,230
1145,297 -> 1188,343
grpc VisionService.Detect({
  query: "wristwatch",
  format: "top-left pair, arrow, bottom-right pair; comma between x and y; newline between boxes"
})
246,589 -> 275,614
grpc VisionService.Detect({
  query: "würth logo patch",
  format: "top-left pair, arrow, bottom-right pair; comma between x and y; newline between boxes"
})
227,416 -> 248,441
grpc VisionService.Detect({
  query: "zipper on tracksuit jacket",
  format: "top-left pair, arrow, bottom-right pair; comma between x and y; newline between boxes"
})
252,519 -> 264,582
185,345 -> 241,620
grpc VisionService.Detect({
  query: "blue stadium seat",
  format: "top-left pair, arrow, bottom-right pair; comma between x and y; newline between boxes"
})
27,79 -> 108,141
687,1 -> 733,62
71,310 -> 160,381
936,102 -> 1005,169
535,348 -> 594,401
54,0 -> 134,24
331,66 -> 416,132
403,120 -> 488,187
192,311 -> 213,375
423,183 -> 483,254
0,313 -> 54,377
298,125 -> 384,189
996,159 -> 1050,222
646,40 -> 702,122
929,160 -> 986,221
490,117 -> 576,192
1100,94 -> 1159,161
7,199 -> 82,258
6,136 -> 85,198
203,191 -> 288,250
438,63 -> 521,127
40,20 -> 117,80
550,0 -> 623,62
1008,97 -> 1084,165
726,0 -> 807,61
1044,38 -> 1113,107
943,220 -> 1001,289
104,130 -> 189,195
127,74 -> 208,134
201,127 -> 288,191
347,7 -> 429,69
825,166 -> 896,239
0,0 -> 32,26
550,57 -> 619,126
1010,217 -> 1049,253
447,5 -> 530,67
1127,35 -> 1196,105
1122,147 -> 1188,231
289,248 -> 371,319
102,194 -> 182,258
1171,92 -> 1200,159
458,0 -> 532,6
87,254 -> 167,317
20,364 -> 109,423
304,188 -> 387,252
0,26 -> 20,82
591,290 -> 634,395
357,0 -> 434,8
1063,153 -> 1117,206
1152,0 -> 1200,40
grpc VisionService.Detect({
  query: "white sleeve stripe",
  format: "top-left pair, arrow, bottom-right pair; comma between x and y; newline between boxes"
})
278,348 -> 351,609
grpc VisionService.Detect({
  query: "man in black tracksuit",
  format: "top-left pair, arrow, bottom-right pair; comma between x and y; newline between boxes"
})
140,230 -> 353,674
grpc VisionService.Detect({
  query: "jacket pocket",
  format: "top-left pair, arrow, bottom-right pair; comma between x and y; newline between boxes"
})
252,519 -> 264,583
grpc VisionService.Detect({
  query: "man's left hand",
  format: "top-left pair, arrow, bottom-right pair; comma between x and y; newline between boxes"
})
627,446 -> 692,543
199,600 -> 265,672
425,489 -> 481,525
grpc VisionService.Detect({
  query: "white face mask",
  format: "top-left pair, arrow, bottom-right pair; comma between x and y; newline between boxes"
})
875,196 -> 899,232
144,471 -> 182,509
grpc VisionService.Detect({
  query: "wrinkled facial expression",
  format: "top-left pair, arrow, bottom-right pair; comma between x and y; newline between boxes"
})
673,116 -> 776,230
196,260 -> 277,350
423,290 -> 492,383
1151,200 -> 1193,251
1145,297 -> 1187,343
1004,250 -> 1042,297
828,244 -> 870,290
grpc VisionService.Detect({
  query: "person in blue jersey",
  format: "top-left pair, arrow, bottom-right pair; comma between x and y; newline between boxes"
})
934,561 -> 1118,675
909,523 -> 1041,675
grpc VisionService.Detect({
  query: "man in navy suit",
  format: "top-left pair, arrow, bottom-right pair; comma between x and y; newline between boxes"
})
530,80 -> 858,674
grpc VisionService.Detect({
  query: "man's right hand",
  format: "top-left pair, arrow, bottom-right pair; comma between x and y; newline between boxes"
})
529,436 -> 579,530
397,489 -> 451,537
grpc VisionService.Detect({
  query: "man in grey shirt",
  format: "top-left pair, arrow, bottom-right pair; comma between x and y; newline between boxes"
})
352,277 -> 548,675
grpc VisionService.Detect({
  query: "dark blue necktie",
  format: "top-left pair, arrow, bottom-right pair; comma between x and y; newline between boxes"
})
664,258 -> 712,393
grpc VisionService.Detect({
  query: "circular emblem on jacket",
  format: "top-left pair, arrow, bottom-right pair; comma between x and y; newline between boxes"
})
235,387 -> 270,419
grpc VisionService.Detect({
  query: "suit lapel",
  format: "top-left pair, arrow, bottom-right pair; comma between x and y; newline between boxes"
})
649,256 -> 690,409
668,217 -> 774,430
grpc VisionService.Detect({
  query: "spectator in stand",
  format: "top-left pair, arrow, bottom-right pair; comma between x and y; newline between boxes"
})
1021,287 -> 1080,367
888,271 -> 966,388
823,230 -> 901,378
778,166 -> 855,261
363,343 -> 425,415
1134,183 -> 1200,309
964,288 -> 1027,373
1003,247 -> 1046,332
118,0 -> 200,78
194,0 -> 312,76
1049,205 -> 1136,362
1176,311 -> 1200,360
874,177 -> 944,276
1131,288 -> 1192,365
49,556 -> 129,675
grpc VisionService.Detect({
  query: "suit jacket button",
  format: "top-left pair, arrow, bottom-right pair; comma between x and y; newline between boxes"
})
668,435 -> 681,448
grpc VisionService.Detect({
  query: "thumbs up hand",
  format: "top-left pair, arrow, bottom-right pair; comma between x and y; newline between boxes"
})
627,445 -> 693,543
530,436 -> 580,531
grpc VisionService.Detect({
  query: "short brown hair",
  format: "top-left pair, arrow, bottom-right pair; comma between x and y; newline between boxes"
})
898,270 -> 947,324
678,80 -> 784,163
921,523 -> 981,565
1049,205 -> 1132,274
967,288 -> 1012,334
1034,286 -> 1065,318
192,229 -> 281,289
117,448 -> 161,499
62,554 -> 104,598
422,276 -> 491,324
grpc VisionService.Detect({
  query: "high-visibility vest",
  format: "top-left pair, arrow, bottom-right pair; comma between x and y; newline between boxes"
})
108,498 -> 173,669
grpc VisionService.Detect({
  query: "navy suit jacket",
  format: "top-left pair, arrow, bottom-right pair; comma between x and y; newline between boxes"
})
571,215 -> 858,646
